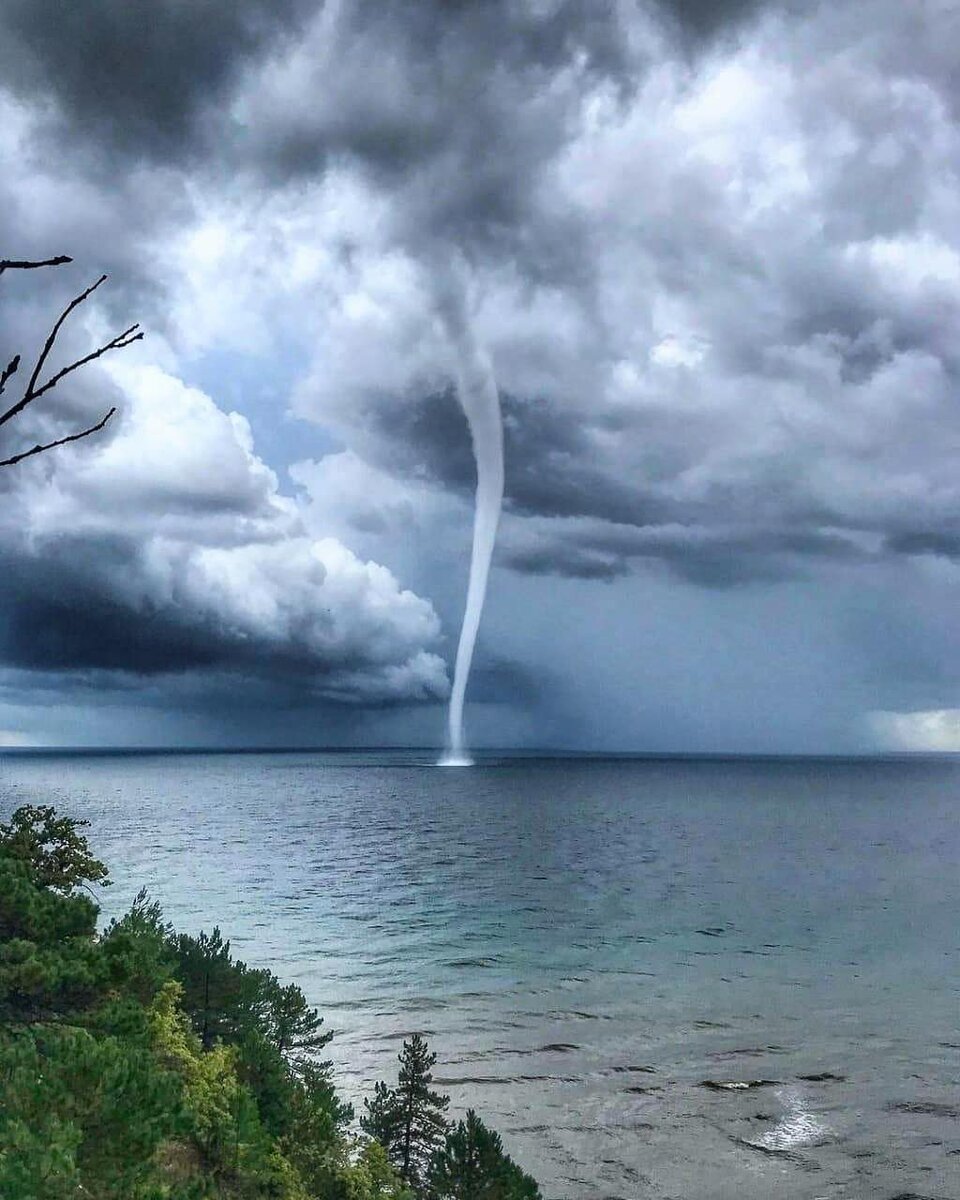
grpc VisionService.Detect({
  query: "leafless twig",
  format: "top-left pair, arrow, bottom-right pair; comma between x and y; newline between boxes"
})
0,257 -> 142,465
0,256 -> 73,275
0,407 -> 117,467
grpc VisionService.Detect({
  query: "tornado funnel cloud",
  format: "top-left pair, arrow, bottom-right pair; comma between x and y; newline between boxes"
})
433,269 -> 504,766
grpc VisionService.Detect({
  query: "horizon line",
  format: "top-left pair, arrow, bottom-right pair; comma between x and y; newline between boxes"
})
0,744 -> 957,762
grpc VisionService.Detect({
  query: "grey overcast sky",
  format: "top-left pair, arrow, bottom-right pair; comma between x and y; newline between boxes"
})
0,0 -> 957,752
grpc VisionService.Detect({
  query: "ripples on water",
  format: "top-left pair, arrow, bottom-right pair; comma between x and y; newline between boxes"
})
1,751 -> 958,1199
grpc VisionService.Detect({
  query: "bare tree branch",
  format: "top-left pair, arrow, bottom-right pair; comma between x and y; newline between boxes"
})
0,407 -> 116,467
0,355 -> 19,397
0,256 -> 73,275
11,274 -> 109,422
0,257 -> 139,467
0,273 -> 141,431
26,323 -> 142,406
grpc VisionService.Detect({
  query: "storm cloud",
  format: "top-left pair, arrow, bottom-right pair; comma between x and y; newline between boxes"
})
0,0 -> 957,748
0,324 -> 447,709
242,0 -> 959,594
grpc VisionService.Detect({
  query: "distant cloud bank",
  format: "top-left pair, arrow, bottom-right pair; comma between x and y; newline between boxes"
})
870,709 -> 960,753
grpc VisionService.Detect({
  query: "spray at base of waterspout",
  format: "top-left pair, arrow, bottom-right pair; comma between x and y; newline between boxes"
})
437,752 -> 475,767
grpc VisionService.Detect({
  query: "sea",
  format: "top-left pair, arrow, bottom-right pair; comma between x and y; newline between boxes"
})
1,749 -> 958,1200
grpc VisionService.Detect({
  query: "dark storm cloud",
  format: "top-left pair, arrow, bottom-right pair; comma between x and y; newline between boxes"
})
0,0 -> 313,160
656,0 -> 779,43
0,0 -> 318,344
460,656 -> 544,708
0,0 -> 781,172
0,506 -> 447,703
231,0 -> 805,289
0,543 -> 220,675
0,537 -> 441,702
500,518 -> 871,586
885,531 -> 960,560
232,0 -> 642,305
348,387 -> 658,528
504,417 -> 663,527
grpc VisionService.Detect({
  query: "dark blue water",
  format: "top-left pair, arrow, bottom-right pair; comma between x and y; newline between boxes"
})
2,751 -> 958,1199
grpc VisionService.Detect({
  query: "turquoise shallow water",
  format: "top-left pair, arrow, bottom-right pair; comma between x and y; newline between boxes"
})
1,750 -> 958,1199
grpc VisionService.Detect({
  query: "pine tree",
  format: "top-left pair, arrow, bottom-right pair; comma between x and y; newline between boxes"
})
362,1079 -> 396,1147
168,926 -> 249,1049
361,1033 -> 450,1194
431,1110 -> 541,1200
0,804 -> 109,894
0,839 -> 105,1023
101,888 -> 174,1006
0,814 -> 183,1198
168,926 -> 332,1064
259,971 -> 333,1063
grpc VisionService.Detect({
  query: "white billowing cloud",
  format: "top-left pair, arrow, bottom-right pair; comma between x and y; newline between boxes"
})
288,451 -> 473,617
289,248 -> 449,436
147,534 -> 444,679
870,709 -> 960,752
1,361 -> 448,703
19,363 -> 291,541
159,169 -> 394,360
290,450 -> 458,541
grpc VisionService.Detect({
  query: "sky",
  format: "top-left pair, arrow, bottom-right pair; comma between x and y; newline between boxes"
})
0,0 -> 957,752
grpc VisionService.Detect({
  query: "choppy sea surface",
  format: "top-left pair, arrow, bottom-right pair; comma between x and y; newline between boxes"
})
2,749 -> 958,1200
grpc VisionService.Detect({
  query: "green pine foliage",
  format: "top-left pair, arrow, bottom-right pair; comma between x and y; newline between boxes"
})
1,1023 -> 184,1199
0,804 -> 110,893
168,925 -> 248,1051
431,1111 -> 541,1200
360,1034 -> 450,1193
0,807 -> 542,1200
0,853 -> 105,1023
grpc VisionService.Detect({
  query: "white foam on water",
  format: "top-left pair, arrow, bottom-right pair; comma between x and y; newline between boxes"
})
752,1087 -> 830,1151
